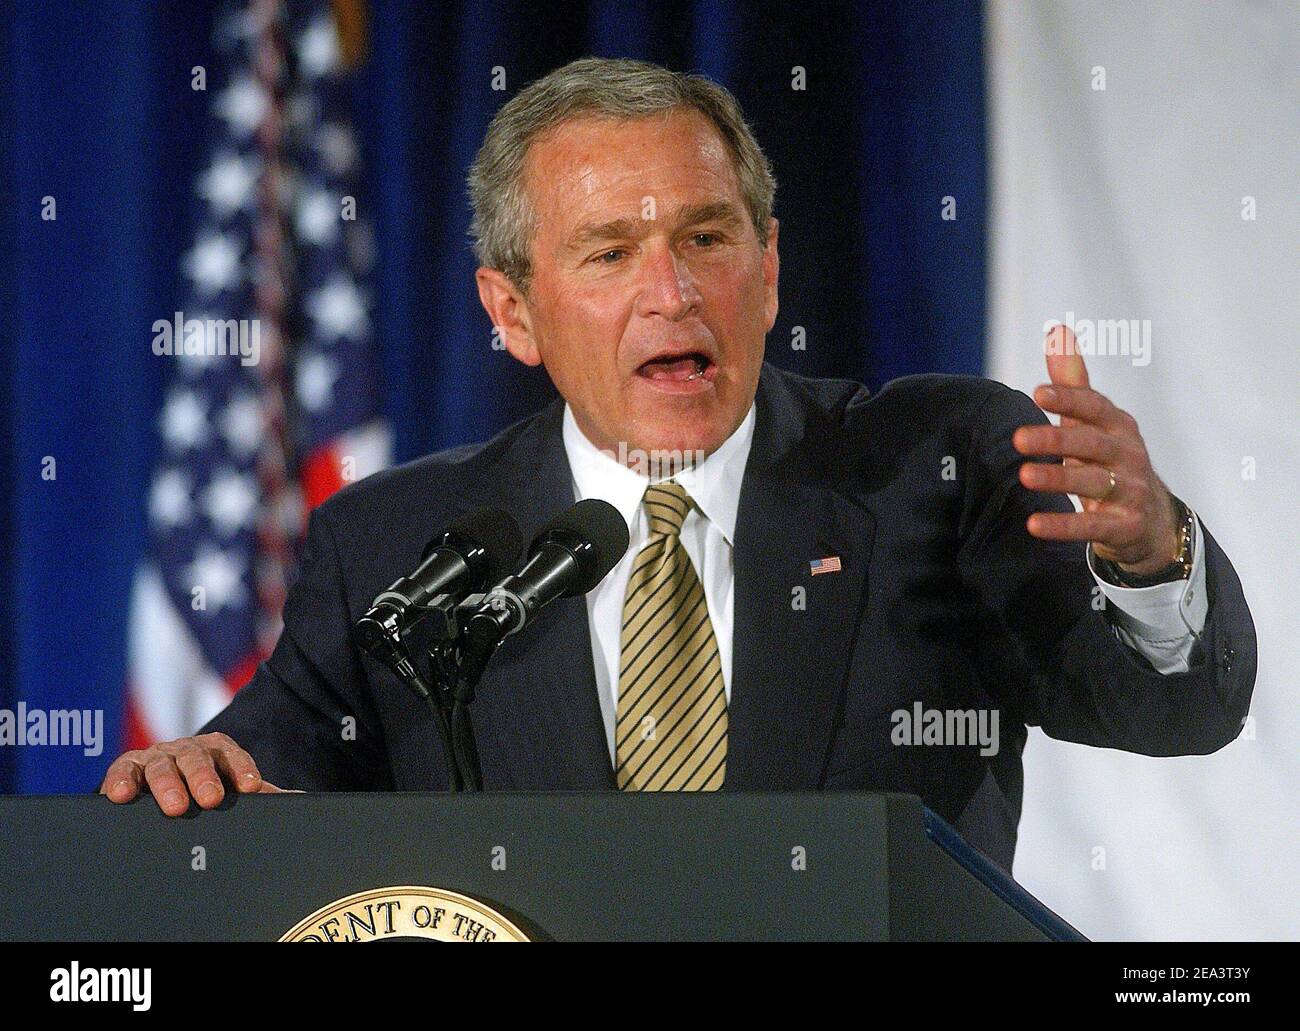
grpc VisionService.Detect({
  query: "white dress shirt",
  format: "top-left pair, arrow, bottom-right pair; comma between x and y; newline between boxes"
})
562,403 -> 1208,765
563,404 -> 753,765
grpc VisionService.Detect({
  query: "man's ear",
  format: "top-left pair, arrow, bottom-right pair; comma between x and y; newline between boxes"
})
762,217 -> 780,332
475,267 -> 542,366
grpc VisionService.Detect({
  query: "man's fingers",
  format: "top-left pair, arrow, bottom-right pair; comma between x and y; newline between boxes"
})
142,755 -> 193,816
1044,324 -> 1090,390
205,733 -> 264,794
1013,424 -> 1123,465
1033,383 -> 1129,432
1026,508 -> 1134,545
100,735 -> 277,816
172,743 -> 225,810
1019,460 -> 1120,501
100,756 -> 144,803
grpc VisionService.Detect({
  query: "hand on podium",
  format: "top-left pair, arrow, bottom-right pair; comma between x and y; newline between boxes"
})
98,732 -> 291,816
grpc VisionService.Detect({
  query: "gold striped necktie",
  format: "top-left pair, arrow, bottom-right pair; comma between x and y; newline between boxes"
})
615,480 -> 727,791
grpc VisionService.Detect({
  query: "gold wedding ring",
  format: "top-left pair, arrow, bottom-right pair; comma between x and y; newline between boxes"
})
1101,468 -> 1118,501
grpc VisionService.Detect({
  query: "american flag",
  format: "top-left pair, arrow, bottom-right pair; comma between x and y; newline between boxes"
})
809,556 -> 842,576
125,0 -> 389,748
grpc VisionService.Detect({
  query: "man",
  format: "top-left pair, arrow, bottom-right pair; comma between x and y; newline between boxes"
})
101,58 -> 1255,870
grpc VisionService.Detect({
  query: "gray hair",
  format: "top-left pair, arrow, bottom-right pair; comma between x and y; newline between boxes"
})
467,57 -> 777,293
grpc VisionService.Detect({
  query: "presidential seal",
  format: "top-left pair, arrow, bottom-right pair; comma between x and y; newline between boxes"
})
279,886 -> 531,942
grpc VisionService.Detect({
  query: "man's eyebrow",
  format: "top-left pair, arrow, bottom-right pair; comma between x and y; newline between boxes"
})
565,201 -> 745,248
676,201 -> 744,229
566,216 -> 646,248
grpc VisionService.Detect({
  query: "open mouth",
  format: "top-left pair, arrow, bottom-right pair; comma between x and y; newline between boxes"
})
635,351 -> 716,384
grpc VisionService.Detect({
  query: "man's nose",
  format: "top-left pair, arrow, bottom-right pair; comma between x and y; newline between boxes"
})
635,242 -> 699,321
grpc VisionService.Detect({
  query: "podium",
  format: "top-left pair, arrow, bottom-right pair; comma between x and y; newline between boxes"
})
0,791 -> 1083,941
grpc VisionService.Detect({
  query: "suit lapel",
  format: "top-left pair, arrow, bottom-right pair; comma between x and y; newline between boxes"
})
726,366 -> 876,789
460,402 -> 616,790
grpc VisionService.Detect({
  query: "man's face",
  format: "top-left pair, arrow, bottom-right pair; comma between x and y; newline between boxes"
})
477,107 -> 778,458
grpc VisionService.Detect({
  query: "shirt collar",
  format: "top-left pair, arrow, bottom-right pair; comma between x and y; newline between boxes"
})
561,403 -> 756,546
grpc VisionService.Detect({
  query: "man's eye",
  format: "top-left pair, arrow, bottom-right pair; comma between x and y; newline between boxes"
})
593,249 -> 626,264
692,232 -> 721,247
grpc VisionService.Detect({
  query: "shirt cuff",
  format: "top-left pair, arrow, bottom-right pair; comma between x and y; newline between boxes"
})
1086,514 -> 1208,674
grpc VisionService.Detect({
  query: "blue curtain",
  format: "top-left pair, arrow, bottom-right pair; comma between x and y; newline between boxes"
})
0,0 -> 985,792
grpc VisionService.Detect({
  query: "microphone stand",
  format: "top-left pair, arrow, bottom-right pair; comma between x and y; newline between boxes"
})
363,595 -> 466,792
429,638 -> 484,792
360,592 -> 491,793
425,595 -> 502,793
380,650 -> 462,792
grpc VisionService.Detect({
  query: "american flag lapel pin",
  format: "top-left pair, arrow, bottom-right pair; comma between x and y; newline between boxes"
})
810,555 -> 842,576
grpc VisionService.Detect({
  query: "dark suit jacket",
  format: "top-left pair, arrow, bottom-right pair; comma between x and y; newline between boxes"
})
202,363 -> 1257,870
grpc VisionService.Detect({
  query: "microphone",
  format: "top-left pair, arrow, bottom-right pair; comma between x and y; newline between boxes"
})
460,498 -> 629,661
355,506 -> 523,794
353,506 -> 523,666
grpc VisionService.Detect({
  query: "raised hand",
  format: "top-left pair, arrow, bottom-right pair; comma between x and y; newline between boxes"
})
1012,324 -> 1180,575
